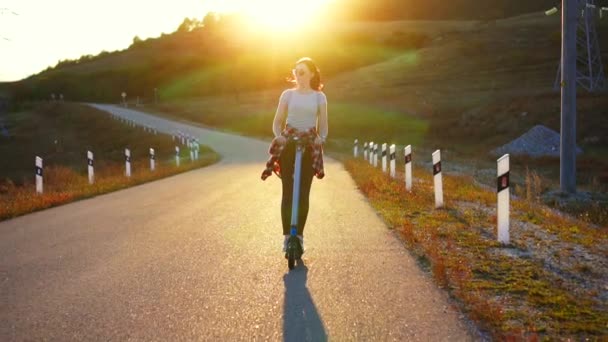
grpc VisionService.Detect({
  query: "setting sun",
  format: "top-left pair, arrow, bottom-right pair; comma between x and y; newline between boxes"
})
230,0 -> 331,31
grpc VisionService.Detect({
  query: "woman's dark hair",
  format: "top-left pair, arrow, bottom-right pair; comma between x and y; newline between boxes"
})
291,57 -> 324,91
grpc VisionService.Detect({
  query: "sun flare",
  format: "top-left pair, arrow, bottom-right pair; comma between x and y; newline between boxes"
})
231,0 -> 331,31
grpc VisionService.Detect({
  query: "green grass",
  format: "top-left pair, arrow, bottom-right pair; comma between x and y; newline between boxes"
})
15,12 -> 606,223
137,13 -> 606,190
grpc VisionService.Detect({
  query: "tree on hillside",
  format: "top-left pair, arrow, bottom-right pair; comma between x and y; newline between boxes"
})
202,12 -> 219,31
177,17 -> 202,32
131,35 -> 143,47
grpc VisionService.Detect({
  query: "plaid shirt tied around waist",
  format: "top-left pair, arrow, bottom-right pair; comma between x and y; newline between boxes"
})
261,125 -> 325,181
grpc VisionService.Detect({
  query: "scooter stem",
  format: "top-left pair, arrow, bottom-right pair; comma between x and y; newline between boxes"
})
290,139 -> 304,236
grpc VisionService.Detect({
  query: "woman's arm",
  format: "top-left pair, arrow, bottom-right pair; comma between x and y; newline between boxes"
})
317,92 -> 328,142
272,90 -> 289,138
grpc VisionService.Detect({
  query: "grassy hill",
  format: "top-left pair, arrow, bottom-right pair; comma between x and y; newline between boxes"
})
325,0 -> 560,20
0,0 -> 571,102
136,13 -> 608,209
4,24 -> 425,102
2,9 -> 607,202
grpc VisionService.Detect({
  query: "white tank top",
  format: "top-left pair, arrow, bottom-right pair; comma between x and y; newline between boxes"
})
285,90 -> 327,131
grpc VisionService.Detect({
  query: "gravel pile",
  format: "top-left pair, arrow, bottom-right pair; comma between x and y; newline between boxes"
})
492,125 -> 582,157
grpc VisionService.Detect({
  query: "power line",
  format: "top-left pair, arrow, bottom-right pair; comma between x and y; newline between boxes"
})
1,7 -> 19,42
0,8 -> 19,15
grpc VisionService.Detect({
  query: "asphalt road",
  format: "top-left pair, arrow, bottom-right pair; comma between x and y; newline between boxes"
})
0,104 -> 478,341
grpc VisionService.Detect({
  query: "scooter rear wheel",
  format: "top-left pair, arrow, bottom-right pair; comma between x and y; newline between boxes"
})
288,255 -> 295,269
286,236 -> 301,270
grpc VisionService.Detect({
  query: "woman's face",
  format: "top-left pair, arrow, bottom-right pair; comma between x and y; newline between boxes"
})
293,63 -> 312,88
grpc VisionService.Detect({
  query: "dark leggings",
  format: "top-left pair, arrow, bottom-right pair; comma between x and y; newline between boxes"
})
279,141 -> 314,236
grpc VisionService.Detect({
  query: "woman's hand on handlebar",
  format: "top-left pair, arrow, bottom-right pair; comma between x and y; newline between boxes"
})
274,136 -> 287,146
314,136 -> 324,146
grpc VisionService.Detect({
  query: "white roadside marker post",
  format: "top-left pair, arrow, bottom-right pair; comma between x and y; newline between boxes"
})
189,140 -> 194,161
87,151 -> 94,184
432,150 -> 443,208
363,142 -> 368,160
175,146 -> 180,167
125,149 -> 131,177
382,143 -> 388,173
497,154 -> 510,245
150,148 -> 156,171
368,141 -> 374,165
374,144 -> 379,167
354,139 -> 358,158
404,145 -> 412,191
389,144 -> 396,178
35,156 -> 43,194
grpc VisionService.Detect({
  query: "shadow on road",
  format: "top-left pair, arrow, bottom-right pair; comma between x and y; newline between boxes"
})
283,261 -> 327,342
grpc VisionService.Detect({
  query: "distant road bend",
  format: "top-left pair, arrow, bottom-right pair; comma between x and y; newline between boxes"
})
0,104 -> 478,341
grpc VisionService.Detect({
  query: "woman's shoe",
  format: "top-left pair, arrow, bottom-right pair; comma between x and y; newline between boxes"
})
282,235 -> 289,252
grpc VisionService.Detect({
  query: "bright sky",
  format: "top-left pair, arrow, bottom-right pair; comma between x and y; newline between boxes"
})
0,0 -> 331,82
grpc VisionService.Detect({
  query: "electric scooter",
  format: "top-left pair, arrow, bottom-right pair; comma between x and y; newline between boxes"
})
285,135 -> 307,270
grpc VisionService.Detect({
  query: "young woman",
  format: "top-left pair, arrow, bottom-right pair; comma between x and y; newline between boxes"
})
261,57 -> 329,253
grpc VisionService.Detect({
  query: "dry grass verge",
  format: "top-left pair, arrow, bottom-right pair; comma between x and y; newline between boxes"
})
344,158 -> 607,340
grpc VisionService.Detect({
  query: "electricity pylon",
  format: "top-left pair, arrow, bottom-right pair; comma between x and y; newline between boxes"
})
550,0 -> 606,92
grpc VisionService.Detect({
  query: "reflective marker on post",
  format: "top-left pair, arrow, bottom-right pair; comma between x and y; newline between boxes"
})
35,156 -> 43,194
125,149 -> 131,177
382,143 -> 388,173
497,154 -> 510,245
175,146 -> 180,167
404,145 -> 412,191
363,142 -> 368,160
150,148 -> 156,171
87,151 -> 94,184
432,150 -> 443,208
354,139 -> 358,158
389,144 -> 396,178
